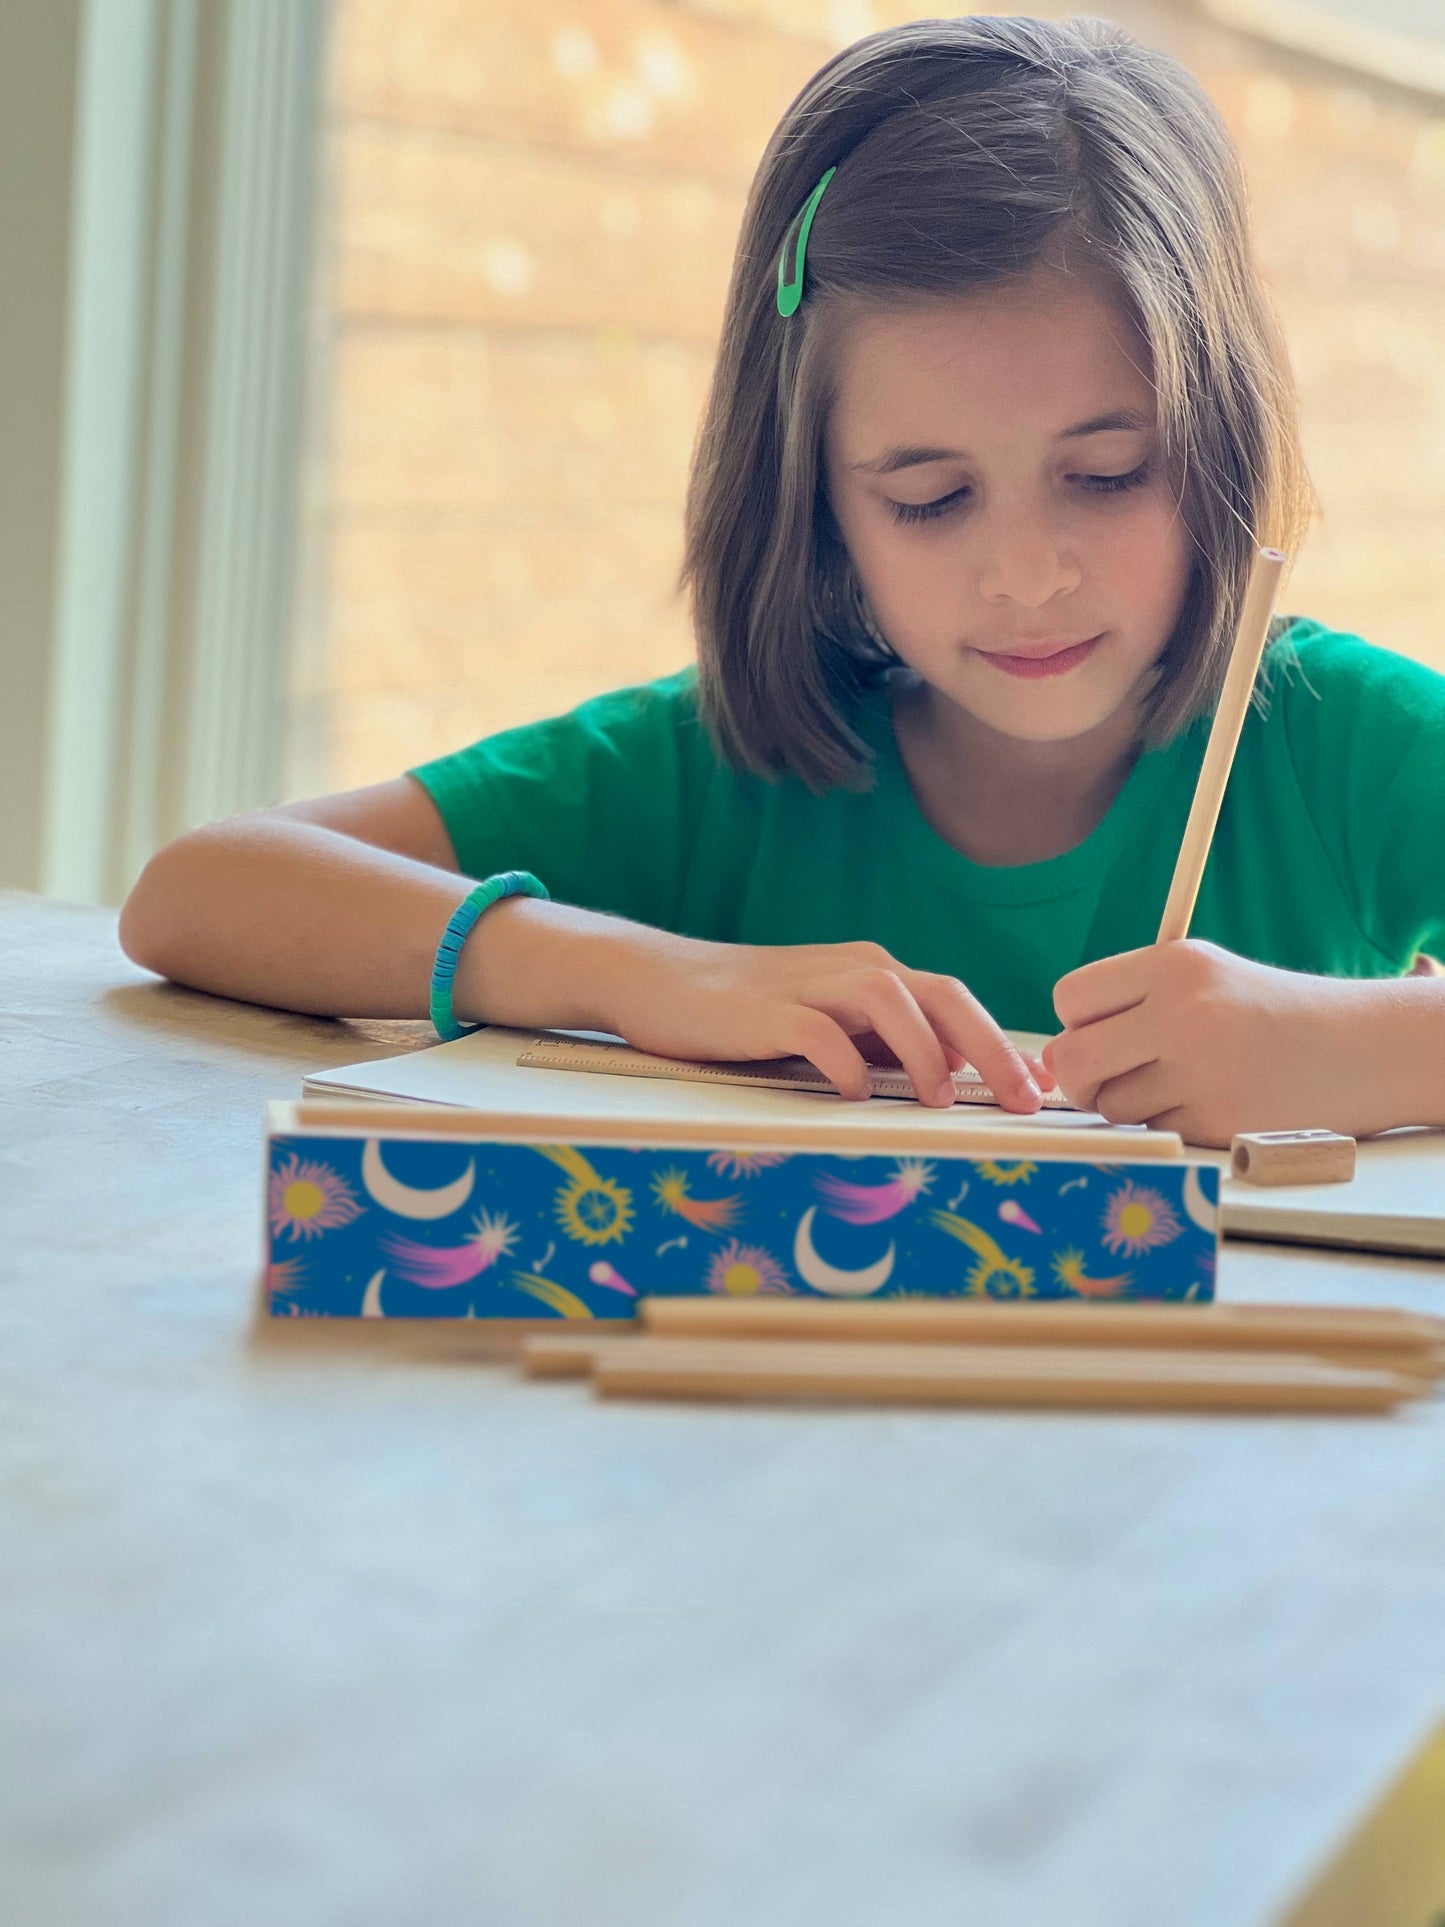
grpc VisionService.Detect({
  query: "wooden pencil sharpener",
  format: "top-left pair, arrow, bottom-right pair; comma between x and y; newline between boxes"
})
1229,1129 -> 1356,1187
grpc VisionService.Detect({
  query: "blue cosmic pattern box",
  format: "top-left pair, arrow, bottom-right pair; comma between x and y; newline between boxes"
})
264,1111 -> 1220,1320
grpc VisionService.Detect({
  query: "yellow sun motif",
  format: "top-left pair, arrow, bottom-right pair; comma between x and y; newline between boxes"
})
268,1152 -> 364,1243
929,1208 -> 1036,1298
533,1145 -> 635,1247
555,1175 -> 634,1247
965,1254 -> 1037,1297
285,1180 -> 324,1220
705,1239 -> 789,1297
1101,1181 -> 1183,1258
975,1159 -> 1038,1187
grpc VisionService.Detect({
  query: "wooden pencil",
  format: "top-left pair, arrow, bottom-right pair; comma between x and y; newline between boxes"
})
637,1295 -> 1445,1368
523,1332 -> 635,1378
1157,544 -> 1287,944
590,1337 -> 1420,1415
526,1329 -> 1437,1386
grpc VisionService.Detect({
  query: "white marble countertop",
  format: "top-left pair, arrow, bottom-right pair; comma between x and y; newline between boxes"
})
4,888 -> 1445,1927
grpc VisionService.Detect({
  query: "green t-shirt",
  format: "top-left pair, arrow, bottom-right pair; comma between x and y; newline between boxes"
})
409,620 -> 1445,1034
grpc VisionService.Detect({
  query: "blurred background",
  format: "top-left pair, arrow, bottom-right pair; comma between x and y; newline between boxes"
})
3,0 -> 1443,907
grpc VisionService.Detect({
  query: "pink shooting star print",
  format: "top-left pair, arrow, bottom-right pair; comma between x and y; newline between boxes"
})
997,1198 -> 1043,1236
379,1208 -> 520,1289
813,1158 -> 935,1226
587,1261 -> 638,1298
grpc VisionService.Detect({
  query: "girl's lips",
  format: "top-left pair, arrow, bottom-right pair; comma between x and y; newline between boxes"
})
978,634 -> 1103,679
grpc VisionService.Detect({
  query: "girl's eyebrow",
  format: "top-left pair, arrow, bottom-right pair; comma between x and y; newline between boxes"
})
850,408 -> 1153,474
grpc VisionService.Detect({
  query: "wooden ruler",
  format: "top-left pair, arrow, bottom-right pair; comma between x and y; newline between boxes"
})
515,1035 -> 1078,1109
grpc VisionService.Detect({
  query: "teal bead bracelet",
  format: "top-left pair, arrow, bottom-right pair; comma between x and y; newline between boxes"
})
429,870 -> 550,1042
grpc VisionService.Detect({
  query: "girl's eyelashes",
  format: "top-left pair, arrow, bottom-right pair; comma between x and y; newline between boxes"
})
888,462 -> 1153,526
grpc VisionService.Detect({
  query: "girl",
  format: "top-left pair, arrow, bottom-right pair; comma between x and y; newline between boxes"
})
120,15 -> 1445,1149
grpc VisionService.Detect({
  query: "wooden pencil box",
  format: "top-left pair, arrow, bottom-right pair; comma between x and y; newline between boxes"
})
263,1099 -> 1221,1321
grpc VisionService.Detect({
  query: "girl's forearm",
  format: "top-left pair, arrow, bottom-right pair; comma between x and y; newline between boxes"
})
118,815 -> 650,1028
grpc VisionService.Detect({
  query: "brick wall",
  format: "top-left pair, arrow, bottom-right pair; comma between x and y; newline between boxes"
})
283,0 -> 1445,796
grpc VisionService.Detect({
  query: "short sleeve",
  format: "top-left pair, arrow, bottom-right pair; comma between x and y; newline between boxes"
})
407,669 -> 706,930
1276,626 -> 1445,964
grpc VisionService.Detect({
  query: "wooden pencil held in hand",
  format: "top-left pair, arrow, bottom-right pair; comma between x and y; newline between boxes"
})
1157,544 -> 1288,944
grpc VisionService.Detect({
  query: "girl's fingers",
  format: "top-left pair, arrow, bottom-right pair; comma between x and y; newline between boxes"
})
1053,945 -> 1157,1029
812,970 -> 957,1106
783,1006 -> 874,1102
912,976 -> 1043,1113
1088,1062 -> 1175,1129
794,961 -> 1042,1111
1050,1003 -> 1157,1113
855,975 -> 957,1107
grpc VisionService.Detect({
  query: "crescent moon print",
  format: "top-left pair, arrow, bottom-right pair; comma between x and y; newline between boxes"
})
1183,1165 -> 1219,1235
361,1269 -> 386,1318
362,1140 -> 475,1220
792,1207 -> 895,1297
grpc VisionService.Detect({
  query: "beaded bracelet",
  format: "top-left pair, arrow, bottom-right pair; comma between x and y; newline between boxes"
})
429,870 -> 549,1042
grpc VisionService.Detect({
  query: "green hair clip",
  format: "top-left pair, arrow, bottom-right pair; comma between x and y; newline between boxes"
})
776,167 -> 836,318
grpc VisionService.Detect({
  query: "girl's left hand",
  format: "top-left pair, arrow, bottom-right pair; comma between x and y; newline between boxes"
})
1045,940 -> 1365,1147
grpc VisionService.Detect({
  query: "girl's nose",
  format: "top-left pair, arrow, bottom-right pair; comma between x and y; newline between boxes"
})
976,517 -> 1082,606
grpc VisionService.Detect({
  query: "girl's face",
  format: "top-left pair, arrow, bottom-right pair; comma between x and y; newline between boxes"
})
822,266 -> 1196,745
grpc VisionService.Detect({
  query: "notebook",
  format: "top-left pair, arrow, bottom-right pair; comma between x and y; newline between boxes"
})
302,1025 -> 1445,1257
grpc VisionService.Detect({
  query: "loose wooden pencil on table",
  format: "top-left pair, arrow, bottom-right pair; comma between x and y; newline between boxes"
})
520,1300 -> 1445,1380
523,1330 -> 1424,1415
591,1338 -> 1424,1415
521,1299 -> 1442,1414
635,1296 -> 1445,1375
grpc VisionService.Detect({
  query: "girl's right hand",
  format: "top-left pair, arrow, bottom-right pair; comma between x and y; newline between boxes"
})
597,930 -> 1048,1112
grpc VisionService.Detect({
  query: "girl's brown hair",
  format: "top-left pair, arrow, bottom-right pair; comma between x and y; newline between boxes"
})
680,14 -> 1317,791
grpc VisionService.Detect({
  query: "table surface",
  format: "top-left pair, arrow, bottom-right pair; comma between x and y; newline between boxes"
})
5,888 -> 1445,1927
